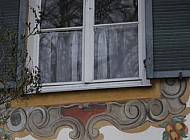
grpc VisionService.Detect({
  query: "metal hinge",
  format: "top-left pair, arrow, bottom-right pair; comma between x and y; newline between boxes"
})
179,72 -> 183,80
143,59 -> 146,69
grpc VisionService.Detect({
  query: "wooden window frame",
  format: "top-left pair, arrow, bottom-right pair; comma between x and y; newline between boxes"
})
27,0 -> 150,93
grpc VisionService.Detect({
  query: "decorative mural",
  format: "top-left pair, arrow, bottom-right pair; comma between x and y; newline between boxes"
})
0,128 -> 12,140
6,79 -> 190,140
160,116 -> 188,140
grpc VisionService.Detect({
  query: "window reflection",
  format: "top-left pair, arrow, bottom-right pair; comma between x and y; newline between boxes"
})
41,0 -> 83,29
95,0 -> 138,24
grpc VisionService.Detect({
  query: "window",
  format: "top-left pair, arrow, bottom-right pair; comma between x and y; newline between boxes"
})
28,0 -> 150,92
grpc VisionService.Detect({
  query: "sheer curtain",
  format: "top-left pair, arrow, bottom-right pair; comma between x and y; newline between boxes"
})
94,24 -> 139,80
39,25 -> 138,83
39,31 -> 82,83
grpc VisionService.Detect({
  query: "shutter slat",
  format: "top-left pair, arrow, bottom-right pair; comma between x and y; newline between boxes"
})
0,0 -> 20,81
0,0 -> 20,29
152,0 -> 190,74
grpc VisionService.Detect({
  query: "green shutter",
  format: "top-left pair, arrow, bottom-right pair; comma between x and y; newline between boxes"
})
0,0 -> 27,85
18,0 -> 27,49
17,0 -> 27,73
146,0 -> 190,78
0,0 -> 20,83
0,0 -> 20,30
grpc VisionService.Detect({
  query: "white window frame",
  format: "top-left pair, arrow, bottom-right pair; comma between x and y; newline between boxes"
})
28,0 -> 151,93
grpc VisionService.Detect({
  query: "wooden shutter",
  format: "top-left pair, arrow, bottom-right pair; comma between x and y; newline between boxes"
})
0,0 -> 27,85
0,0 -> 20,82
146,0 -> 190,78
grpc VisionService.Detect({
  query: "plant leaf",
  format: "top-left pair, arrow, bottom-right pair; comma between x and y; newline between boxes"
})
180,130 -> 188,138
162,131 -> 170,140
171,116 -> 185,124
160,122 -> 169,128
0,128 -> 5,137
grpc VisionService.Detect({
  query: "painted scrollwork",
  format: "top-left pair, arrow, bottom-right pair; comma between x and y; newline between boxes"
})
7,108 -> 27,132
87,101 -> 147,139
86,79 -> 186,139
146,99 -> 169,121
8,106 -> 85,139
162,78 -> 187,99
7,78 -> 187,140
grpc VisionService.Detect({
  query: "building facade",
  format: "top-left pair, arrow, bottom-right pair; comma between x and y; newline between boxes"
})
0,0 -> 190,139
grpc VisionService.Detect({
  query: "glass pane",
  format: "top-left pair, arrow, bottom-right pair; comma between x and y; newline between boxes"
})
39,31 -> 82,83
94,24 -> 139,80
95,0 -> 138,24
41,0 -> 83,29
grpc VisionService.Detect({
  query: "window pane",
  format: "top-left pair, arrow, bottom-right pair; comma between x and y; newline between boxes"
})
39,31 -> 82,83
41,0 -> 83,29
95,0 -> 138,24
94,24 -> 139,80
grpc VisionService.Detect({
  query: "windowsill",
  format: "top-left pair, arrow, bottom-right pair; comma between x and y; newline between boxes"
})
41,79 -> 151,93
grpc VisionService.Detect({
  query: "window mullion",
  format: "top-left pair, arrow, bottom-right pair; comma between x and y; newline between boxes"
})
83,0 -> 94,83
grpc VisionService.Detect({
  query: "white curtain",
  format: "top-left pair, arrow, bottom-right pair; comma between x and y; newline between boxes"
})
39,31 -> 82,83
96,31 -> 108,79
94,24 -> 139,80
39,24 -> 139,83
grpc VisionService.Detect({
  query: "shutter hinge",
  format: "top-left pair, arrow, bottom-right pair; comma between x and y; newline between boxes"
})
179,72 -> 183,80
143,59 -> 146,68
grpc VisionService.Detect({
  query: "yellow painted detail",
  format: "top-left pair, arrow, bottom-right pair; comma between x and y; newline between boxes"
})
11,80 -> 161,107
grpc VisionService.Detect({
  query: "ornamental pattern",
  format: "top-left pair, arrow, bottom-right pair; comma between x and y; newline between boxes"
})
7,79 -> 187,140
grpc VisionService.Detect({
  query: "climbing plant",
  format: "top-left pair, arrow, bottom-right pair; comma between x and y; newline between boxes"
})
0,5 -> 41,139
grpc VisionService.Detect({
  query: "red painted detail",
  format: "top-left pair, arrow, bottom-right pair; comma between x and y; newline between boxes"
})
63,106 -> 107,126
